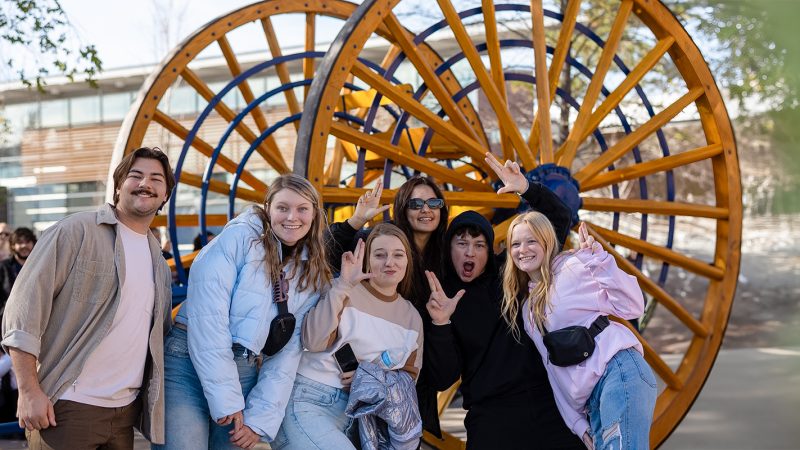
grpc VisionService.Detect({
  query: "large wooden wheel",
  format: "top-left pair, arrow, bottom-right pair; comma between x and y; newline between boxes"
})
111,0 -> 479,287
295,0 -> 741,448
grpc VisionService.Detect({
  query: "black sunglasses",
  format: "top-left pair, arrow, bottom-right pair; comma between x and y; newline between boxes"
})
407,198 -> 445,210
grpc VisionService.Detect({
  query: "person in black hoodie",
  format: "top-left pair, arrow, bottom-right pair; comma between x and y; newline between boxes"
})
423,155 -> 584,449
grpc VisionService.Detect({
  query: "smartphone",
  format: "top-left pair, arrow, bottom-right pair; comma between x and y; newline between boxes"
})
333,343 -> 359,373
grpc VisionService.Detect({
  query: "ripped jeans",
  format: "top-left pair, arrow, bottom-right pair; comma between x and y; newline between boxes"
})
587,348 -> 657,450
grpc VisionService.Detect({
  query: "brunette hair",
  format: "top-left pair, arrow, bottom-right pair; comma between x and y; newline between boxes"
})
112,147 -> 176,210
500,211 -> 559,340
254,174 -> 332,292
392,176 -> 448,305
364,223 -> 414,299
10,228 -> 36,258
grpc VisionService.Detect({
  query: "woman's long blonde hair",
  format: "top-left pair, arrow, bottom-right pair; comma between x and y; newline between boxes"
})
501,211 -> 560,340
254,174 -> 332,292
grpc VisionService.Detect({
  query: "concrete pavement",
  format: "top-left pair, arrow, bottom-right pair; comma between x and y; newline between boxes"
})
1,347 -> 797,449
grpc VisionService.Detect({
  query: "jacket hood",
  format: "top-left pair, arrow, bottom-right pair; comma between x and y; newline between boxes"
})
443,210 -> 496,283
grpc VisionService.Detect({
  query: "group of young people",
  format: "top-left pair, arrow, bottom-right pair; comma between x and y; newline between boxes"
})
1,146 -> 656,450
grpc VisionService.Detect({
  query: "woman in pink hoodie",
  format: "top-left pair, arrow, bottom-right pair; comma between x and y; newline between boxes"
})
501,212 -> 657,450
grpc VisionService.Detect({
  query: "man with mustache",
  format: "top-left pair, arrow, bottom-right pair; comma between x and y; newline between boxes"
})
1,147 -> 176,449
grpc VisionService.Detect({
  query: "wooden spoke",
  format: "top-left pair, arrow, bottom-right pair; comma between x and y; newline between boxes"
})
574,87 -> 705,184
151,214 -> 229,228
330,122 -> 490,192
324,140 -> 346,186
321,185 -> 518,208
217,35 -> 270,134
557,0 -> 633,168
152,109 -> 269,193
577,37 -> 676,146
610,316 -> 683,390
166,250 -> 200,271
304,12 -> 316,101
350,61 -> 492,173
436,0 -> 533,168
482,0 -> 512,162
492,215 -> 516,246
588,222 -> 724,280
383,13 -> 479,142
261,16 -> 301,129
590,227 -> 710,338
180,68 -> 290,173
582,197 -> 729,219
528,0 -> 582,157
179,171 -> 264,203
530,0 -> 554,164
580,143 -> 723,191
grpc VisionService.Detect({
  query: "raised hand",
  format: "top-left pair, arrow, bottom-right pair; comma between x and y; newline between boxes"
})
348,179 -> 391,230
425,270 -> 465,325
339,239 -> 372,287
578,222 -> 601,253
485,152 -> 529,195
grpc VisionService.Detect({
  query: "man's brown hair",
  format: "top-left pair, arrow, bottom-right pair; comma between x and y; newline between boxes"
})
112,147 -> 176,209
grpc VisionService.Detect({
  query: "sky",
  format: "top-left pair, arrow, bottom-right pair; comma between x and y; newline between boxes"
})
61,0 -> 262,71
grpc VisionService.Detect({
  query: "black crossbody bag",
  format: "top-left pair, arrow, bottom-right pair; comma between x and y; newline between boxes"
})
542,315 -> 610,367
261,271 -> 295,356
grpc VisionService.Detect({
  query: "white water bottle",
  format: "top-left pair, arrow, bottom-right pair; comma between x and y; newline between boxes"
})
375,348 -> 406,370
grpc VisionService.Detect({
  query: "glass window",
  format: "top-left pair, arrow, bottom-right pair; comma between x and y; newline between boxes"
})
70,96 -> 101,125
102,92 -> 133,123
167,85 -> 198,116
1,103 -> 39,146
40,99 -> 69,128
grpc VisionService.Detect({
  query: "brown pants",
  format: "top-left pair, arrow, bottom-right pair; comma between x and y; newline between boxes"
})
26,398 -> 141,450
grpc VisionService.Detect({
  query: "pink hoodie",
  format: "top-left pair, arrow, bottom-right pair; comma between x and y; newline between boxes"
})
522,247 -> 644,437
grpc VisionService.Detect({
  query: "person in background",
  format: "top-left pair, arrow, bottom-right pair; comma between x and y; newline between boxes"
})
157,174 -> 332,450
0,227 -> 37,427
193,231 -> 215,252
0,227 -> 36,309
1,147 -> 175,449
0,223 -> 11,261
150,227 -> 173,260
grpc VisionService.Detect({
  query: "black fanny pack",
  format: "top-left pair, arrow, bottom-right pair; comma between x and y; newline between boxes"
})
262,272 -> 295,356
542,316 -> 610,367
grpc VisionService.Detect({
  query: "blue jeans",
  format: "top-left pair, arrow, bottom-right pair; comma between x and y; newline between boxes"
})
152,326 -> 259,450
272,374 -> 356,450
587,348 -> 657,450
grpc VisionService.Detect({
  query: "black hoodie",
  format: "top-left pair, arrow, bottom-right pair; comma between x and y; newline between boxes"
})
424,183 -> 583,449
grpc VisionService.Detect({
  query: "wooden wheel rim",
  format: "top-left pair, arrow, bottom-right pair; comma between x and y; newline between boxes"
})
295,0 -> 742,447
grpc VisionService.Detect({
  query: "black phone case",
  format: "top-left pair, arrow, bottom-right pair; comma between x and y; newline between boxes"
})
334,343 -> 359,372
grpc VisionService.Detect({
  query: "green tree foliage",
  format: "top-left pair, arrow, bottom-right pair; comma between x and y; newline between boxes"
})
0,0 -> 103,91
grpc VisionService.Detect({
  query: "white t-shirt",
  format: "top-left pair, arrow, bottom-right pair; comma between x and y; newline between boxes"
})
60,222 -> 155,407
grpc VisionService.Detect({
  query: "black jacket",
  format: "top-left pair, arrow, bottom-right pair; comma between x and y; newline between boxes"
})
424,184 -> 583,448
0,256 -> 22,313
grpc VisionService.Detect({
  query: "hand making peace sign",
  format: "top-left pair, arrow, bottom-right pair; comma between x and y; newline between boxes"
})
425,270 -> 465,326
578,222 -> 602,254
348,178 -> 391,230
339,239 -> 373,287
485,151 -> 529,195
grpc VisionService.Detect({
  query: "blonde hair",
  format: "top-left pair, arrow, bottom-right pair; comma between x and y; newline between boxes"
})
501,211 -> 560,339
364,223 -> 414,299
254,174 -> 332,292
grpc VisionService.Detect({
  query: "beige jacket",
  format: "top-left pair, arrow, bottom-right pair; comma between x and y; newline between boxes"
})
1,203 -> 172,444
